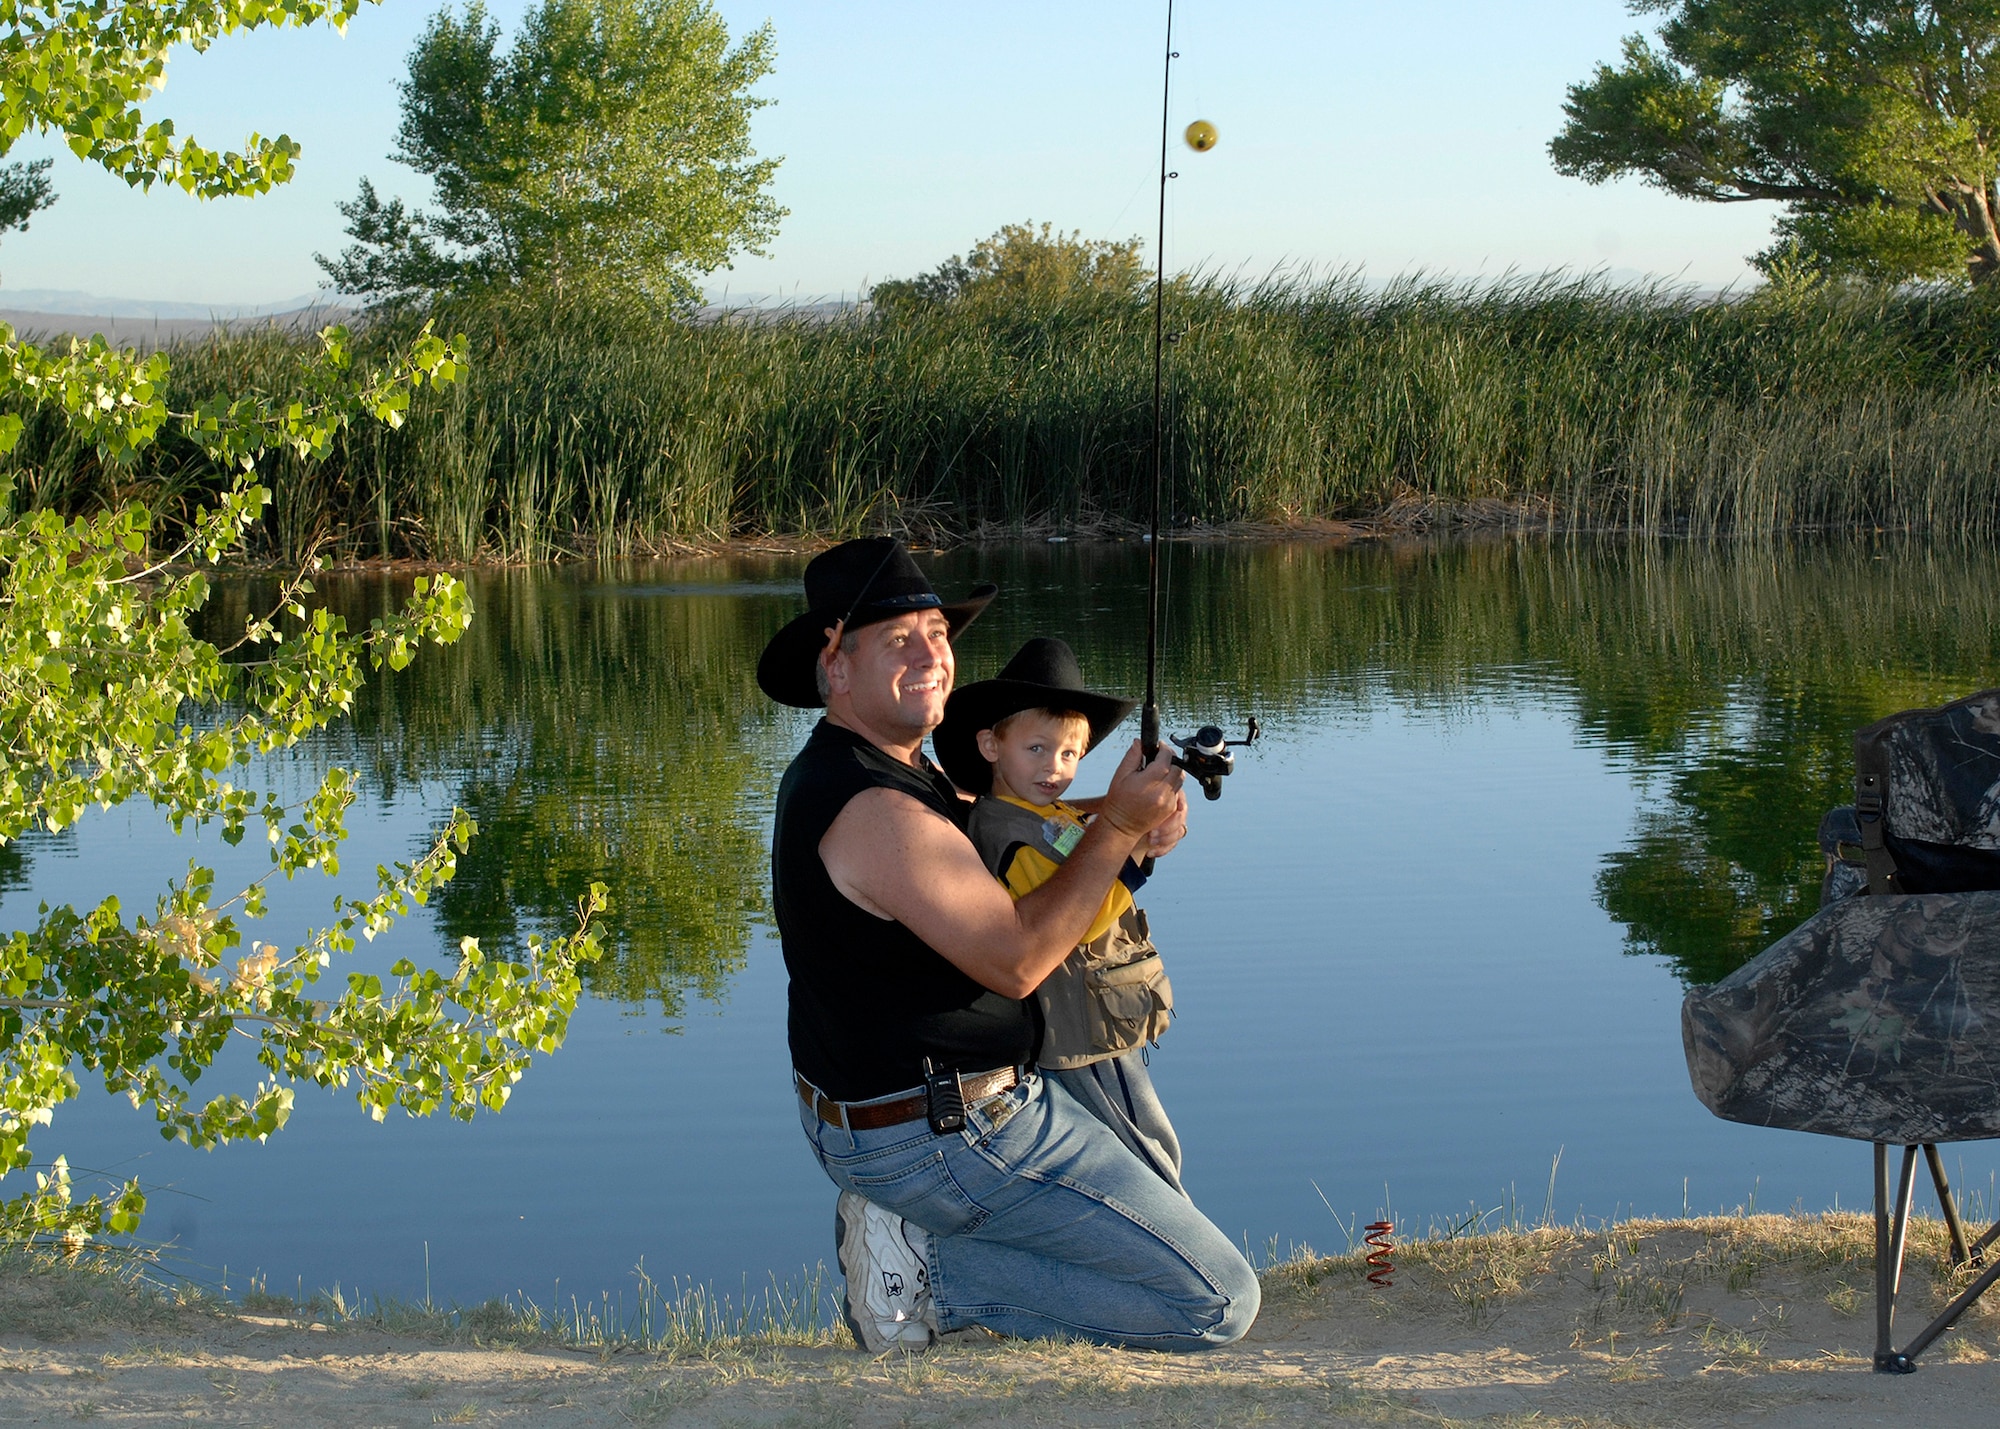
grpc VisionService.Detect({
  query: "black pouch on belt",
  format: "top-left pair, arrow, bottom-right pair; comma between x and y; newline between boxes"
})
921,1056 -> 966,1135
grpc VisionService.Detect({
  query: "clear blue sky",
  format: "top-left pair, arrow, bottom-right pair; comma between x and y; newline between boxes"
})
0,0 -> 1783,308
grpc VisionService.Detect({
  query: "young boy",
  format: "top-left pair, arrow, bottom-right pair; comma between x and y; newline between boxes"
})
932,637 -> 1184,1193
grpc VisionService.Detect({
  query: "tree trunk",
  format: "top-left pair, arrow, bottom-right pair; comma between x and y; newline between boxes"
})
1958,184 -> 2000,284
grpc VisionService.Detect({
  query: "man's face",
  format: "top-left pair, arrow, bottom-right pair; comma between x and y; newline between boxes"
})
826,609 -> 955,738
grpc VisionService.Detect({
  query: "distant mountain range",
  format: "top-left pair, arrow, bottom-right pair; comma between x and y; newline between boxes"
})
0,290 -> 357,350
1,287 -> 871,316
0,293 -> 864,351
0,288 -> 337,320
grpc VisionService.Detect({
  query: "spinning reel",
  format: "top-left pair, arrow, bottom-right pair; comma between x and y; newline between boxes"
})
1168,716 -> 1260,801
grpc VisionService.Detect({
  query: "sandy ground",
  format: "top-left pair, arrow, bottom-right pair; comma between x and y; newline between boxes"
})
5,1214 -> 2000,1427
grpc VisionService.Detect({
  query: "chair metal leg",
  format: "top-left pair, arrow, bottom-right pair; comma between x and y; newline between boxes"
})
1872,1142 -> 2000,1372
1875,1143 -> 1919,1373
1900,1256 -> 2000,1364
1889,1144 -> 1918,1297
1923,1143 -> 1975,1267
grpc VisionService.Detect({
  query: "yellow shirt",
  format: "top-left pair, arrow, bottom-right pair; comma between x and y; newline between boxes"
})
989,794 -> 1134,946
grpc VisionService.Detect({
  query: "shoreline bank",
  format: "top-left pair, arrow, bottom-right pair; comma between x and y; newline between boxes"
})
6,1211 -> 1998,1425
192,507 -> 1976,580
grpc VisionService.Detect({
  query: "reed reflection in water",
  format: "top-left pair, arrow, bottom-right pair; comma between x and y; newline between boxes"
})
12,536 -> 2000,1305
943,536 -> 2000,986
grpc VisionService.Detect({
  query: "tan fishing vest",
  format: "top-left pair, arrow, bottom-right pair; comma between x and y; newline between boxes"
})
963,797 -> 1173,1069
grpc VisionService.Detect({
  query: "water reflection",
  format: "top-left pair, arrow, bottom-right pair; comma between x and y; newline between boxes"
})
168,539 -> 2000,1015
14,535 -> 2000,1303
229,567 -> 802,1019
913,539 -> 2000,986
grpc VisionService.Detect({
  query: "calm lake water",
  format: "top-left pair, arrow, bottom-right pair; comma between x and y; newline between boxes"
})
15,537 -> 2000,1310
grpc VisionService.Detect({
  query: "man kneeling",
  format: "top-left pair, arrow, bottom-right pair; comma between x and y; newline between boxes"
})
760,538 -> 1259,1352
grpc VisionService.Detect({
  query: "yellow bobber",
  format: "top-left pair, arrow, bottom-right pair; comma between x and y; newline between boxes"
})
1184,119 -> 1218,152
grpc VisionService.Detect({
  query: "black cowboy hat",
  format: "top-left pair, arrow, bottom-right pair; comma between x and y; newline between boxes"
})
756,537 -> 998,708
932,637 -> 1137,794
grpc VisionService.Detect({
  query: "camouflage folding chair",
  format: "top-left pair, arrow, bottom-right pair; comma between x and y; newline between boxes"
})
1683,689 -> 2000,1373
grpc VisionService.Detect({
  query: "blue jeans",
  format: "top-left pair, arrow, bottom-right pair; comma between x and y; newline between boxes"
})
798,1070 -> 1259,1349
1046,1052 -> 1185,1196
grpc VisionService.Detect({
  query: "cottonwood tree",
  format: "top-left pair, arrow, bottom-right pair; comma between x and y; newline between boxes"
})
0,0 -> 606,1248
1551,1 -> 2000,284
870,223 -> 1149,315
0,159 -> 54,252
319,0 -> 784,307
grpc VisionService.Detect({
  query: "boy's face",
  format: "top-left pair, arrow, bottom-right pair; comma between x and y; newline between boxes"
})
976,711 -> 1091,805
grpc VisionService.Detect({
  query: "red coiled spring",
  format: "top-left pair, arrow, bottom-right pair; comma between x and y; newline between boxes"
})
1364,1221 -> 1394,1288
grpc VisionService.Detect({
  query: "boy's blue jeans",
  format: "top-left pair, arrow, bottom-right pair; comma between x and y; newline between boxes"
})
799,1070 -> 1259,1348
1047,1052 -> 1185,1196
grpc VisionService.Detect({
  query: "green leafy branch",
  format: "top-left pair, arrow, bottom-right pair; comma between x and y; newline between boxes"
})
0,301 -> 511,1255
0,317 -> 465,472
0,0 -> 384,199
0,0 -> 607,1254
0,805 -> 605,1246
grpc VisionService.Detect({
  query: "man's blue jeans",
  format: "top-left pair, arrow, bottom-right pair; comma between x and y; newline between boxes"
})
799,1071 -> 1260,1348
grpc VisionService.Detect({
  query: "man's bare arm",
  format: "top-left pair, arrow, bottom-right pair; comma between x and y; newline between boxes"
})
1067,785 -> 1189,858
821,742 -> 1180,998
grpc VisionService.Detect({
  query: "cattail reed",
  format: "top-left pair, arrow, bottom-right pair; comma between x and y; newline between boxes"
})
8,273 -> 2000,558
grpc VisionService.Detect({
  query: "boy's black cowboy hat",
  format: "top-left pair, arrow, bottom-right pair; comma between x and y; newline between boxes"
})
756,537 -> 997,708
932,637 -> 1137,794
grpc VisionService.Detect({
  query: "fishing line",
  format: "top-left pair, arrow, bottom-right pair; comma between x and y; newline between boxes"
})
1102,174 -> 1153,238
1139,0 -> 1254,818
1141,0 -> 1175,763
1157,303 -> 1178,709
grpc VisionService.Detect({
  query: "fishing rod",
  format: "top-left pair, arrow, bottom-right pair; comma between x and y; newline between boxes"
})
1140,0 -> 1256,803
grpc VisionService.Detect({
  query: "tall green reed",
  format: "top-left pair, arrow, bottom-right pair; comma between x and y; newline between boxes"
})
10,273 -> 2000,557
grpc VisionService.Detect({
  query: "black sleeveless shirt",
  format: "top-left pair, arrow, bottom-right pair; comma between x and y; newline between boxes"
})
773,720 -> 1038,1101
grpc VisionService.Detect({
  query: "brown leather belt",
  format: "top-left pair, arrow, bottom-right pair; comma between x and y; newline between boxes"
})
796,1066 -> 1022,1132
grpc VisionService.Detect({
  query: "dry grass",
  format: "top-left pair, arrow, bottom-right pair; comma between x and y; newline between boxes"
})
0,1249 -> 224,1342
8,1214 -> 2000,1426
1265,1210 -> 2000,1360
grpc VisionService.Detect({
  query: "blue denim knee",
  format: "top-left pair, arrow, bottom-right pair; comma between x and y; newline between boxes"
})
798,1071 -> 1258,1349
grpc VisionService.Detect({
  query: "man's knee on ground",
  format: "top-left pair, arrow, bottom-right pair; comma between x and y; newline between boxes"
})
1176,1247 -> 1260,1348
1208,1254 -> 1261,1345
